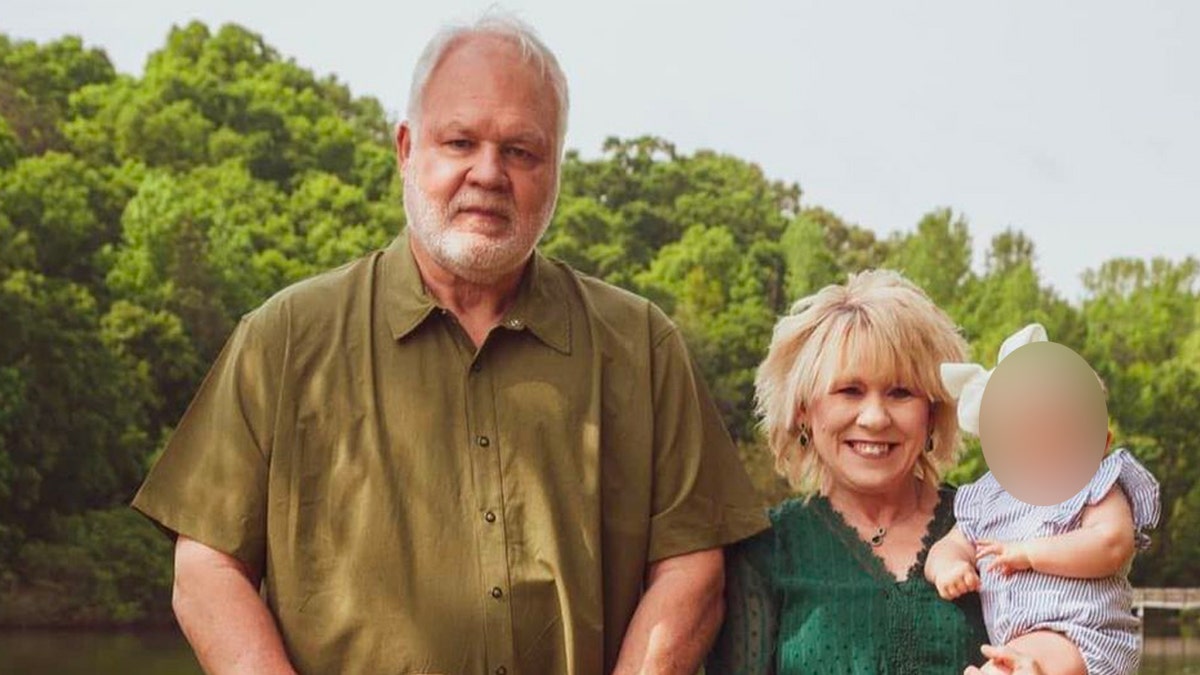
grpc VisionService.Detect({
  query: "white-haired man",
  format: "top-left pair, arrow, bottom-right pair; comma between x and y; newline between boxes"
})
134,13 -> 768,674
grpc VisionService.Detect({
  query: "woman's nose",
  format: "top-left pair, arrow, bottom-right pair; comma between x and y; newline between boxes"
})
856,396 -> 891,429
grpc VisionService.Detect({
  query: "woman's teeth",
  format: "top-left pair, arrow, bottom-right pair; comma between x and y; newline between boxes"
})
849,442 -> 892,457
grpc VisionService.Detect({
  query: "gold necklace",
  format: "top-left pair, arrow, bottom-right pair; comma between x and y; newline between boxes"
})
869,526 -> 888,547
841,479 -> 924,548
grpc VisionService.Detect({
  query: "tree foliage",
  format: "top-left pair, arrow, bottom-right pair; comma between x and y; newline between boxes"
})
1,23 -> 1197,624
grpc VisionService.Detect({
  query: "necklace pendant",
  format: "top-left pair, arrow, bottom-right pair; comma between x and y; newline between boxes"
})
870,527 -> 886,547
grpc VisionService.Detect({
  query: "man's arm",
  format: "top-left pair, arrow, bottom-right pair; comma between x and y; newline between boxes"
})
173,535 -> 297,675
612,547 -> 725,675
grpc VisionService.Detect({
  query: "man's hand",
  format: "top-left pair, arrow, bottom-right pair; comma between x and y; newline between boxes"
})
932,558 -> 980,600
976,540 -> 1033,576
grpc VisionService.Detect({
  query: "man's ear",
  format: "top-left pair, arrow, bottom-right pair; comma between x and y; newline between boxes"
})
396,121 -> 413,173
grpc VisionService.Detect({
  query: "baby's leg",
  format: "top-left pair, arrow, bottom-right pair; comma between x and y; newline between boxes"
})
1005,631 -> 1086,675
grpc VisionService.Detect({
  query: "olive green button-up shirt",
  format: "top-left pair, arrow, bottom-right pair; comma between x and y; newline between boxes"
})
132,231 -> 769,675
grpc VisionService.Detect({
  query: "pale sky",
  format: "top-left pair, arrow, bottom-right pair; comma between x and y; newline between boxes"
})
7,0 -> 1198,302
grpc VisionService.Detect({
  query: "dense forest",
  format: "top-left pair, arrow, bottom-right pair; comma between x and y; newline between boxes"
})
1,23 -> 1197,626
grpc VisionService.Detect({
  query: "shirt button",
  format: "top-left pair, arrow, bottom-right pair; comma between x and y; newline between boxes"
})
471,361 -> 482,373
484,511 -> 497,523
491,586 -> 503,599
495,667 -> 507,675
477,435 -> 490,448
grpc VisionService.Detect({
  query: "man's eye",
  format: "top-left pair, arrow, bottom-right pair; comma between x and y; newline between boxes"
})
446,139 -> 472,150
505,146 -> 535,160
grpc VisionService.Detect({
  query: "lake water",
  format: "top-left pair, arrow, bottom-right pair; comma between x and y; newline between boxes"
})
0,629 -> 200,675
0,629 -> 1197,673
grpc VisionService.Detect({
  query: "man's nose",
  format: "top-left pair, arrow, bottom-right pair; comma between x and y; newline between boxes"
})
467,145 -> 510,191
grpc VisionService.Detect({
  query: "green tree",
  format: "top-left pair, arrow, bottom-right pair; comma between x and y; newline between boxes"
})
884,208 -> 973,311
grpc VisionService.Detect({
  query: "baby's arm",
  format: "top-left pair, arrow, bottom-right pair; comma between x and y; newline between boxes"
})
977,485 -> 1136,579
925,525 -> 980,600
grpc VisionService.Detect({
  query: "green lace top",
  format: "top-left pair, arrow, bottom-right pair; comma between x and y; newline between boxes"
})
707,486 -> 989,674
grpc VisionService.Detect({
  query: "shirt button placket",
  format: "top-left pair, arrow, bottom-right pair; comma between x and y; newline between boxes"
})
468,356 -> 512,671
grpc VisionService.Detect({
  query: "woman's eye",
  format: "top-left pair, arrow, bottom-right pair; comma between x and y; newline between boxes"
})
890,387 -> 914,398
836,386 -> 862,396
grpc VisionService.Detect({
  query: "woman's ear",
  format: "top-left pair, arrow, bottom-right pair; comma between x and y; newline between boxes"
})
793,404 -> 807,431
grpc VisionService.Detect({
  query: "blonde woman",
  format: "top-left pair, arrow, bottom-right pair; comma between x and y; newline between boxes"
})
707,270 -> 1049,674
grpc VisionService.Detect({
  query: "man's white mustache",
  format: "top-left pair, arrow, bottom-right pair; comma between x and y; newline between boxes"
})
452,195 -> 514,218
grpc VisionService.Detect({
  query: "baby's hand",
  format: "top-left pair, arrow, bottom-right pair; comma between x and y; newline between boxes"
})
976,540 -> 1032,575
933,559 -> 980,600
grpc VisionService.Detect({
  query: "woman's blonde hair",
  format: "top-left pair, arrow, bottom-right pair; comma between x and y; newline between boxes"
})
755,269 -> 969,494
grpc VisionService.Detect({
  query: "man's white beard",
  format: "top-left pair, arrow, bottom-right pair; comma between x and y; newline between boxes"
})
402,165 -> 555,284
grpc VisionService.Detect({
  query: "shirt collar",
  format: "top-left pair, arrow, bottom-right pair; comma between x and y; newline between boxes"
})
380,229 -> 572,354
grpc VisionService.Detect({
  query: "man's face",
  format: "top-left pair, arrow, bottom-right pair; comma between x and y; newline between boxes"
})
398,35 -> 560,283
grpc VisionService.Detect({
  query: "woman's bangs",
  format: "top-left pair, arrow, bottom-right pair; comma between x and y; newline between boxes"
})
833,317 -> 926,393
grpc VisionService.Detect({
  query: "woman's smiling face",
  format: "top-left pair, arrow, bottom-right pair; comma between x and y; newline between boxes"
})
801,367 -> 932,496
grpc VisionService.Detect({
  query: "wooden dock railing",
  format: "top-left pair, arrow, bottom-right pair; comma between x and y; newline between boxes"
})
1133,587 -> 1200,612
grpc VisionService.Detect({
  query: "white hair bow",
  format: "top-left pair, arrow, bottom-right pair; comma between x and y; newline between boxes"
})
940,323 -> 1048,436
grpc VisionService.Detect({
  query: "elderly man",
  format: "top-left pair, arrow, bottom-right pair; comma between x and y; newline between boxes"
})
132,13 -> 767,675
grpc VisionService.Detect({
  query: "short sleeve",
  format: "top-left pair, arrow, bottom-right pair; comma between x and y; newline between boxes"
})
130,308 -> 283,573
952,473 -> 1000,543
1087,448 -> 1161,550
706,527 -> 778,675
645,316 -> 769,562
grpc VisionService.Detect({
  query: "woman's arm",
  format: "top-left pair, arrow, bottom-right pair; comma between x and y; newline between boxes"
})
976,485 -> 1135,578
706,537 -> 777,675
925,525 -> 981,600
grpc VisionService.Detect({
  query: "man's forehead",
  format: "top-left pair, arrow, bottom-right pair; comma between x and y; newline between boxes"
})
426,36 -> 550,100
426,113 -> 551,145
418,37 -> 557,132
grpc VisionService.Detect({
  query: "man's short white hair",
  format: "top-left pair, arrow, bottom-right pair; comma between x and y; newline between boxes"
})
406,9 -> 570,157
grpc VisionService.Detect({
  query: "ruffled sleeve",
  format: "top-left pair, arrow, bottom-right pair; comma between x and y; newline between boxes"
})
1043,448 -> 1161,549
706,522 -> 778,675
953,473 -> 1002,543
1088,448 -> 1161,550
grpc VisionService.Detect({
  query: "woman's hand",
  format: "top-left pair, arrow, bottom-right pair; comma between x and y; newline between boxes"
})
932,558 -> 980,600
963,644 -> 1048,675
976,539 -> 1032,575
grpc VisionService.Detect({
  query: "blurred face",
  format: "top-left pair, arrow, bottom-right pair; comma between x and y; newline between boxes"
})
979,341 -> 1108,505
397,35 -> 560,283
801,368 -> 932,497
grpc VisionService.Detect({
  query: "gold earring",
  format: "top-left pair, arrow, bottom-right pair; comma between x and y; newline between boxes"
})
925,435 -> 935,453
798,423 -> 812,448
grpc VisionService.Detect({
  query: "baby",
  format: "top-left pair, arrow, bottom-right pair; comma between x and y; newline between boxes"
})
924,324 -> 1160,675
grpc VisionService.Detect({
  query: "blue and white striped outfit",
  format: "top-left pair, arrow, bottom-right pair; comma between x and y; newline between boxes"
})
955,448 -> 1160,675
